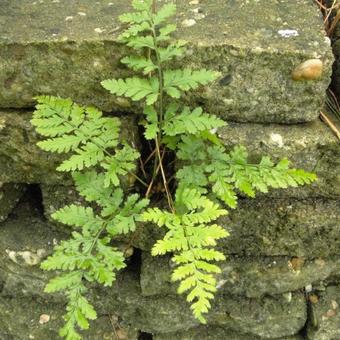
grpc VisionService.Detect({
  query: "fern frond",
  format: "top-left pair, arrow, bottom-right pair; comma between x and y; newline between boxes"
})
44,271 -> 83,293
52,205 -> 98,228
177,135 -> 207,162
157,24 -> 177,42
144,187 -> 229,323
206,145 -> 317,200
164,69 -> 220,98
211,178 -> 238,209
102,144 -> 140,187
153,3 -> 176,25
143,105 -> 159,140
37,134 -> 84,153
131,0 -> 152,11
72,171 -> 107,202
59,282 -> 96,339
57,143 -> 105,172
101,77 -> 159,104
163,106 -> 226,136
159,40 -> 187,63
106,194 -> 149,235
176,164 -> 208,189
119,11 -> 150,24
121,56 -> 157,74
32,96 -> 122,175
126,35 -> 156,50
118,22 -> 152,42
31,96 -> 80,137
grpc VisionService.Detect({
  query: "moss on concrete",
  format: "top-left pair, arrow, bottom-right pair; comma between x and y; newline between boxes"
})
141,252 -> 340,299
0,110 -> 139,185
0,0 -> 333,123
116,270 -> 306,338
154,327 -> 304,340
307,285 -> 340,340
0,183 -> 26,222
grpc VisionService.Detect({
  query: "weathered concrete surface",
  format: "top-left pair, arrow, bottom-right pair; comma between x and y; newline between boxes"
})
40,184 -> 83,222
117,270 -> 307,338
141,252 -> 340,299
0,197 -> 66,302
0,110 -> 68,184
0,198 -> 138,339
307,286 -> 340,340
0,198 -> 306,339
0,183 -> 25,222
219,198 -> 340,258
0,295 -> 131,340
218,120 -> 340,198
134,198 -> 340,258
0,110 -> 139,185
0,0 -> 332,123
154,327 -> 304,340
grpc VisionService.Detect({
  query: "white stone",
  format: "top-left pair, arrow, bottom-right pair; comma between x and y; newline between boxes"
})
270,132 -> 284,148
94,27 -> 105,33
278,29 -> 299,38
181,19 -> 196,27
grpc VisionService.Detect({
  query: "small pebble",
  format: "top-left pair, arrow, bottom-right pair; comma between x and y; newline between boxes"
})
278,29 -> 298,38
65,16 -> 73,22
305,284 -> 313,293
39,314 -> 50,324
77,12 -> 86,16
309,294 -> 319,304
292,59 -> 323,81
181,19 -> 196,27
94,27 -> 105,33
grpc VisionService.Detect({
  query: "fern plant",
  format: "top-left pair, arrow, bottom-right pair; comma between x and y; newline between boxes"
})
31,0 -> 316,338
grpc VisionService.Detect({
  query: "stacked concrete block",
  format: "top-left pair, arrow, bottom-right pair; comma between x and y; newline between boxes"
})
0,0 -> 338,338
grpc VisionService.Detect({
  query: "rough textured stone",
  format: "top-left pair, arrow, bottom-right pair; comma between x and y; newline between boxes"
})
0,0 -> 332,123
134,198 -> 340,257
0,197 -> 139,339
307,285 -> 340,340
220,198 -> 340,258
154,327 -> 304,340
141,252 -> 340,299
0,198 -> 66,302
0,183 -> 25,222
0,110 -> 139,185
0,295 -> 131,340
0,110 -> 64,184
117,270 -> 307,338
40,184 -> 83,222
218,120 -> 340,198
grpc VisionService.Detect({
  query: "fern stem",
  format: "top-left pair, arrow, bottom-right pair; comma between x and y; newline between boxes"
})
149,3 -> 175,210
156,137 -> 175,211
128,171 -> 149,188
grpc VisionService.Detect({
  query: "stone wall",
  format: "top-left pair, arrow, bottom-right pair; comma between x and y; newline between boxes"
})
0,1 -> 339,339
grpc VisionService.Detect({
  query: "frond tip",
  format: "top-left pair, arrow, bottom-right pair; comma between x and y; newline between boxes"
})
144,188 -> 229,323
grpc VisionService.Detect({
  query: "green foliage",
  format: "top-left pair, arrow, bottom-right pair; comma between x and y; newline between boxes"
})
143,187 -> 228,323
31,95 -> 148,338
176,138 -> 316,209
30,0 -> 317,338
